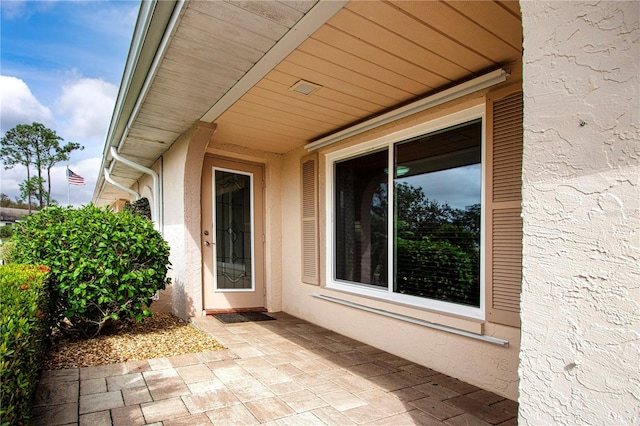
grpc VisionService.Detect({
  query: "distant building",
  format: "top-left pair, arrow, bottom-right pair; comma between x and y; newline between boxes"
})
0,207 -> 35,226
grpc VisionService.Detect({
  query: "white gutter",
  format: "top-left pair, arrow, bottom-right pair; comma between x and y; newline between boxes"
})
95,0 -> 184,204
101,0 -> 157,161
99,0 -> 184,217
116,0 -> 186,153
103,168 -> 141,200
110,147 -> 161,232
306,69 -> 508,151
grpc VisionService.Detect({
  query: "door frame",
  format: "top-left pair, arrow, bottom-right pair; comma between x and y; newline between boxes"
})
201,155 -> 265,312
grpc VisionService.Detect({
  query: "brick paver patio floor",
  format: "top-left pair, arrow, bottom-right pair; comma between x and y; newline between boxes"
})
31,312 -> 518,425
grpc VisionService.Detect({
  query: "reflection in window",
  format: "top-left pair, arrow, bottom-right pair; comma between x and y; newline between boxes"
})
332,119 -> 482,308
215,170 -> 252,290
335,150 -> 388,287
394,120 -> 482,306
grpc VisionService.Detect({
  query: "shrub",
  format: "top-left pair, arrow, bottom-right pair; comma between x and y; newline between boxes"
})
0,224 -> 14,239
1,240 -> 17,264
124,197 -> 151,220
0,264 -> 50,425
12,205 -> 171,337
396,236 -> 477,306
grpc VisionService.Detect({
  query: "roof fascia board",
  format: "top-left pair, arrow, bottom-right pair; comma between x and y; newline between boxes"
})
103,0 -> 159,159
93,0 -> 179,203
115,0 -> 186,155
199,0 -> 349,123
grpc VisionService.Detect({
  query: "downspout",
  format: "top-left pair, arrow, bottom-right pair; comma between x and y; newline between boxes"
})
103,168 -> 141,200
110,147 -> 161,233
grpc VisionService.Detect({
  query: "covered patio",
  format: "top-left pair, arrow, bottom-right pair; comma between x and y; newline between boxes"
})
31,313 -> 517,425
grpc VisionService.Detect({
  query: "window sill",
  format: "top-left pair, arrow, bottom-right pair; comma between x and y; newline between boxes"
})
314,288 -> 508,347
325,281 -> 484,324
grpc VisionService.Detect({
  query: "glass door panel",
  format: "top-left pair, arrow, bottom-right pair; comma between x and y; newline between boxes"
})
214,169 -> 253,291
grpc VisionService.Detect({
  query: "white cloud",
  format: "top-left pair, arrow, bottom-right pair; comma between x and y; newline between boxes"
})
0,0 -> 58,20
54,77 -> 118,142
0,75 -> 54,133
0,167 -> 23,199
0,1 -> 30,20
0,76 -> 111,205
83,4 -> 139,40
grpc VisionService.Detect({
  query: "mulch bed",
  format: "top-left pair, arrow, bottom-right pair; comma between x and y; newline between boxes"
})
42,312 -> 224,370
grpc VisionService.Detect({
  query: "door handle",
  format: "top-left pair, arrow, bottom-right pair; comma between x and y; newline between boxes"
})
204,241 -> 211,247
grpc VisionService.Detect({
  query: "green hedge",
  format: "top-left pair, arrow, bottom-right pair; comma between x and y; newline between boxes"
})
0,264 -> 50,426
0,240 -> 17,265
0,225 -> 14,239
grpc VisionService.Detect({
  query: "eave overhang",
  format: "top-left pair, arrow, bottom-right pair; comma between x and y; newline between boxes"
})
93,0 -> 345,206
93,0 -> 523,207
93,0 -> 179,204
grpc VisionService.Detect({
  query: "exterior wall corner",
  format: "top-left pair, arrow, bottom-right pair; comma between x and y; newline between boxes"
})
161,122 -> 216,319
519,1 -> 640,424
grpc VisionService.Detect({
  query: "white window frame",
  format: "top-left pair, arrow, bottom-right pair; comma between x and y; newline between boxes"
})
325,105 -> 486,319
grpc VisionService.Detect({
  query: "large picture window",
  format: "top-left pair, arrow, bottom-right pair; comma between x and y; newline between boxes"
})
330,113 -> 483,316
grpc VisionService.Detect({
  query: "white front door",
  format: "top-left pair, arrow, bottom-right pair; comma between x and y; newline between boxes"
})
201,156 -> 265,311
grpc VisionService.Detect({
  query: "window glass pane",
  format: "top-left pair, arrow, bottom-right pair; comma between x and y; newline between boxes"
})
335,150 -> 388,287
215,170 -> 252,290
394,120 -> 481,306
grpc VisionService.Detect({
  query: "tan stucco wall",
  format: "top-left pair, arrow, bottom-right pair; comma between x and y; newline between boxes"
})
520,1 -> 639,424
279,82 -> 523,400
139,123 -> 215,319
159,134 -> 193,319
137,134 -> 192,318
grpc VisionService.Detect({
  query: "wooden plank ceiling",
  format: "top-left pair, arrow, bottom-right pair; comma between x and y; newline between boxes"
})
104,0 -> 318,200
212,0 -> 522,153
103,0 -> 521,202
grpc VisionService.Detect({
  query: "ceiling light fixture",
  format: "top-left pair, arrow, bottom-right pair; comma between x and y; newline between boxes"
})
289,80 -> 322,96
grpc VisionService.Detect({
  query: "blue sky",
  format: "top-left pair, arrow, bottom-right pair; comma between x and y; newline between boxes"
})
1,0 -> 139,206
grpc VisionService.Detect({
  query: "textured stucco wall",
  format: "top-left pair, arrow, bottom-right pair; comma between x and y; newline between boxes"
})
156,123 -> 215,319
159,132 -> 190,319
520,2 -> 639,424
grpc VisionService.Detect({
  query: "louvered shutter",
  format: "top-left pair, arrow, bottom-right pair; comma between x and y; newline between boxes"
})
301,154 -> 319,285
485,88 -> 523,327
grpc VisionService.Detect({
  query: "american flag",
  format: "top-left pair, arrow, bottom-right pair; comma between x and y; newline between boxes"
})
66,168 -> 85,186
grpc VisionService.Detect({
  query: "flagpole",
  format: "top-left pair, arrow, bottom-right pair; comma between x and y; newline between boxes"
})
67,166 -> 70,206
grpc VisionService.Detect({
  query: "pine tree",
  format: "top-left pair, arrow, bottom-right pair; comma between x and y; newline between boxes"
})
1,122 -> 83,210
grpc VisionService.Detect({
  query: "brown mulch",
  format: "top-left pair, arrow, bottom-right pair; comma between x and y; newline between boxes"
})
43,312 -> 224,370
